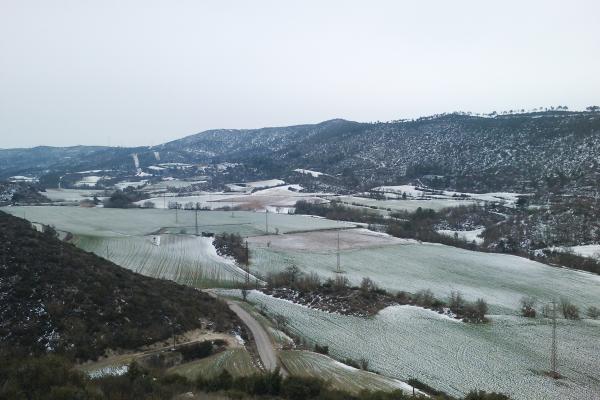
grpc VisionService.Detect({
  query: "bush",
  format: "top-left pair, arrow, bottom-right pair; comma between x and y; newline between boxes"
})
178,340 -> 214,362
142,200 -> 155,208
413,289 -> 436,308
520,296 -> 537,318
464,390 -> 511,400
449,291 -> 465,314
314,344 -> 329,355
360,277 -> 378,297
281,376 -> 324,400
560,298 -> 580,320
586,306 -> 600,319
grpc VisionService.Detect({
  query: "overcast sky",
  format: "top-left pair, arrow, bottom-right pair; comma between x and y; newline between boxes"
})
1,0 -> 599,148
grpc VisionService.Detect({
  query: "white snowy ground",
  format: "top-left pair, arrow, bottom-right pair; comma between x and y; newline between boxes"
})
224,290 -> 600,400
437,228 -> 485,244
294,168 -> 324,177
547,244 -> 600,259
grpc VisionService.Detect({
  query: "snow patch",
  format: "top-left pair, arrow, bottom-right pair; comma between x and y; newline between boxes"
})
294,168 -> 324,177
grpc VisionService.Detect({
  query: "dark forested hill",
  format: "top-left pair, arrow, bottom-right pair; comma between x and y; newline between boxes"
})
2,111 -> 600,193
0,211 -> 237,360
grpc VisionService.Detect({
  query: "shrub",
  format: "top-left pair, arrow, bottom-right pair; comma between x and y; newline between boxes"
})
314,344 -> 329,355
560,298 -> 580,320
520,296 -> 537,318
464,390 -> 511,400
413,289 -> 435,308
449,291 -> 465,314
586,306 -> 600,319
281,376 -> 324,400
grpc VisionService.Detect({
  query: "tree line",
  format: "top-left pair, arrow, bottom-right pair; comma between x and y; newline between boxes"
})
0,355 -> 511,400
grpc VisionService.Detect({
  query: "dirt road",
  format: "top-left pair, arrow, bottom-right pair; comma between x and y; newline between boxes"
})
204,290 -> 286,375
226,300 -> 287,375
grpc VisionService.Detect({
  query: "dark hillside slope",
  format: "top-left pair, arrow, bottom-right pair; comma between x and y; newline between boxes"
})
158,111 -> 600,192
2,111 -> 600,193
0,211 -> 237,360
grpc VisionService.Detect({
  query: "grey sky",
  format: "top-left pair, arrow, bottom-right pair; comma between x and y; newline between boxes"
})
1,0 -> 599,148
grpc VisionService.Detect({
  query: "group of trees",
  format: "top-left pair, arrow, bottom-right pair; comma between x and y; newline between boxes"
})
213,233 -> 249,265
264,266 -> 489,323
196,368 -> 509,400
294,200 -> 385,225
266,266 -> 321,292
0,350 -> 512,400
520,296 -> 600,320
448,291 -> 488,323
103,188 -> 149,208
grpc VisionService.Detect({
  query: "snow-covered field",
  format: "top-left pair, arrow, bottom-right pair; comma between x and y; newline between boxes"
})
114,180 -> 148,190
549,244 -> 600,259
248,228 -> 405,252
226,179 -> 286,193
231,291 -> 600,400
294,169 -> 324,177
437,228 -> 485,244
337,195 -> 475,212
371,185 -> 525,206
280,350 -> 421,394
73,175 -> 105,187
135,193 -> 241,210
42,188 -> 107,202
142,179 -> 207,191
74,234 -> 249,287
249,238 -> 600,314
3,207 -> 355,238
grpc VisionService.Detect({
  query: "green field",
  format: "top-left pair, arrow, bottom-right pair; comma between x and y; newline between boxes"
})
168,348 -> 256,380
280,350 -> 417,394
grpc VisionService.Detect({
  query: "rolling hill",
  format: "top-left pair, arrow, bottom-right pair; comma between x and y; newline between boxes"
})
1,110 -> 599,194
0,211 -> 238,361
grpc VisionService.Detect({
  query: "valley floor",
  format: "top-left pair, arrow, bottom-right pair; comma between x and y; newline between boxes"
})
4,205 -> 600,399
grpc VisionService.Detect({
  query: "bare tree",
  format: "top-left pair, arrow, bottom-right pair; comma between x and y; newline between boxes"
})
560,298 -> 580,320
413,289 -> 435,308
520,296 -> 537,318
449,291 -> 465,314
474,298 -> 488,322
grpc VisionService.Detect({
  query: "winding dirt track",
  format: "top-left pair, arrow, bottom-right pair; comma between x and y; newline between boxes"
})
225,301 -> 283,374
204,290 -> 287,376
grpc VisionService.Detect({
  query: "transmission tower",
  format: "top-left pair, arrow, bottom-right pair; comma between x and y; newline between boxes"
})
335,230 -> 343,273
245,241 -> 250,287
265,210 -> 269,234
550,299 -> 559,379
195,205 -> 199,236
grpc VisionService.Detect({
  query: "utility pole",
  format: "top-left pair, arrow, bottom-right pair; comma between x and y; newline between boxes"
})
175,203 -> 178,224
336,230 -> 342,273
550,299 -> 559,379
163,192 -> 166,209
245,241 -> 250,287
265,210 -> 269,234
106,243 -> 110,260
195,205 -> 199,236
